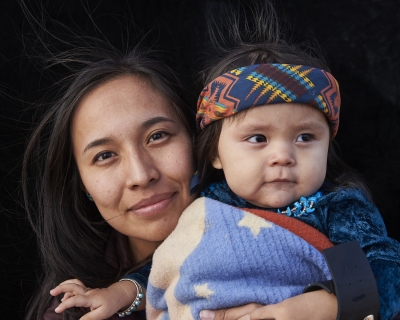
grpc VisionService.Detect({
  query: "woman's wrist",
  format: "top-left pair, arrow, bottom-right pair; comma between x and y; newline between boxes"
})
108,281 -> 138,312
116,278 -> 145,317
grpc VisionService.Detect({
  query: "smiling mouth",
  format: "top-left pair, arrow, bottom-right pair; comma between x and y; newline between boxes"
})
128,192 -> 176,217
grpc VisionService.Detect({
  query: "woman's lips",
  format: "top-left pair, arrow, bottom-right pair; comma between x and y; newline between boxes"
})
127,192 -> 176,217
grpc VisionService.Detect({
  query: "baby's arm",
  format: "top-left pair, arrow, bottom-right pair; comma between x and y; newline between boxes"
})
50,278 -> 144,320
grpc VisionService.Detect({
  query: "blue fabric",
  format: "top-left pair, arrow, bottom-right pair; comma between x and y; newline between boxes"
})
124,262 -> 152,289
146,197 -> 332,320
202,181 -> 400,320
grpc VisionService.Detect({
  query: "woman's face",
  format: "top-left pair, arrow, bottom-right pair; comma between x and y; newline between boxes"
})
71,76 -> 196,258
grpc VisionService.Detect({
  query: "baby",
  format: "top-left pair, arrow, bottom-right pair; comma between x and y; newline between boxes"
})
146,63 -> 400,320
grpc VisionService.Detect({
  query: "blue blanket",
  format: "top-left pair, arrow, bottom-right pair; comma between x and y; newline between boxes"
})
147,197 -> 333,320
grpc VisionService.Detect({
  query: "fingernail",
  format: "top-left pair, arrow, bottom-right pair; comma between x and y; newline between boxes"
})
200,310 -> 215,319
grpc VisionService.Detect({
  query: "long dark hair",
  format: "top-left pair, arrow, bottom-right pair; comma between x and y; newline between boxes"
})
196,0 -> 372,200
22,46 -> 195,319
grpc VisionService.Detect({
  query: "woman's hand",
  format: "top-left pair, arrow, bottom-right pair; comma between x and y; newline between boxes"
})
50,278 -> 143,320
199,291 -> 337,320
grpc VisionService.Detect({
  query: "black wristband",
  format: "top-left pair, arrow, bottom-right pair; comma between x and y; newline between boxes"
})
303,280 -> 334,294
305,241 -> 380,320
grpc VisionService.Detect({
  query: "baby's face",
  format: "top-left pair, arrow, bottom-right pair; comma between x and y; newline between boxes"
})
212,103 -> 330,209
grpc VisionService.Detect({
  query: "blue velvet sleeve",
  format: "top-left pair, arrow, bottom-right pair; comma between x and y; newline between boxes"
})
298,188 -> 400,320
123,261 -> 152,289
371,260 -> 400,320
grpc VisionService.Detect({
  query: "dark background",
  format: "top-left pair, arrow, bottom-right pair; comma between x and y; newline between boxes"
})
1,0 -> 399,318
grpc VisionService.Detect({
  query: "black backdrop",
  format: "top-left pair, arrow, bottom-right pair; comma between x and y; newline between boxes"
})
1,0 -> 399,319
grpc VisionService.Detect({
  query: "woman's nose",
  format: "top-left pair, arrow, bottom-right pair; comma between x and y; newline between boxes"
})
124,151 -> 160,188
267,142 -> 295,166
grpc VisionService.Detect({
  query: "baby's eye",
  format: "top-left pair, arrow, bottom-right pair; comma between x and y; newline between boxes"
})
148,131 -> 169,143
95,151 -> 115,162
247,135 -> 267,143
296,134 -> 314,142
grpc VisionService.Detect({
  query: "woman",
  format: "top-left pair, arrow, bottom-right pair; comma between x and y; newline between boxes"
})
22,47 -> 198,319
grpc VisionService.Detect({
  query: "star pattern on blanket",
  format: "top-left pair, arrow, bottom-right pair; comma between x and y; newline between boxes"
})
237,211 -> 273,237
194,283 -> 215,300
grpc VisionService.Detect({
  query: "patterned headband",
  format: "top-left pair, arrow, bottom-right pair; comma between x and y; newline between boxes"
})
196,64 -> 340,137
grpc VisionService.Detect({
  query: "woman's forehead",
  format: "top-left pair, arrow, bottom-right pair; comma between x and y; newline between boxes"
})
75,76 -> 173,119
70,76 -> 179,147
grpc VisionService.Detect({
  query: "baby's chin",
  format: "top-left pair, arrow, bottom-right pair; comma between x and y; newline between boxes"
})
246,192 -> 308,209
246,198 -> 295,209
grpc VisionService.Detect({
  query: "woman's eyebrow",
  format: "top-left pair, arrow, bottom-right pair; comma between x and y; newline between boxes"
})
141,116 -> 175,129
84,138 -> 113,153
83,117 -> 175,153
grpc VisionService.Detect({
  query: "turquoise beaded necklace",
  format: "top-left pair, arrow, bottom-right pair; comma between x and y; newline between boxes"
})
276,191 -> 323,217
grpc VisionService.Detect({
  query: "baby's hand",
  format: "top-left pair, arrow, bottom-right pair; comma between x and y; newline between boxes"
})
50,278 -> 139,320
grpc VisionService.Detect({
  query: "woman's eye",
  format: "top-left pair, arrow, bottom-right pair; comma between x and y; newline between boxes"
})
148,131 -> 169,143
296,134 -> 314,142
247,135 -> 267,143
94,151 -> 115,162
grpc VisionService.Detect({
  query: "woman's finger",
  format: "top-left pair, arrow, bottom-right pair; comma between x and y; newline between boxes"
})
50,283 -> 90,297
54,295 -> 92,313
200,303 -> 263,320
61,291 -> 77,301
58,278 -> 86,287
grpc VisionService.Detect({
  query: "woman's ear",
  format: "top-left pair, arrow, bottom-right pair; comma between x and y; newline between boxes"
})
212,155 -> 223,169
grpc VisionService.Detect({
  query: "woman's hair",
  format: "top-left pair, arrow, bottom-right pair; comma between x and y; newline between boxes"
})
22,46 -> 195,320
196,0 -> 372,200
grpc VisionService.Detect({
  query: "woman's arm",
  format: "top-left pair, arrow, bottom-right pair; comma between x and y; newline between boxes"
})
199,290 -> 337,320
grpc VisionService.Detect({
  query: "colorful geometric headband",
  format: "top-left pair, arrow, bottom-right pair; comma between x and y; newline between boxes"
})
196,64 -> 341,137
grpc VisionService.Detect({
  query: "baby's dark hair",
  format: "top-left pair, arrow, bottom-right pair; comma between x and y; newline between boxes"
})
196,0 -> 372,200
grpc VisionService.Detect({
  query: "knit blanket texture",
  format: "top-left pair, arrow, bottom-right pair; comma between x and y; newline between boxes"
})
147,197 -> 333,320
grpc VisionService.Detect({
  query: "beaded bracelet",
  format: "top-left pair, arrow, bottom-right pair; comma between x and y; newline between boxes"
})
116,278 -> 144,318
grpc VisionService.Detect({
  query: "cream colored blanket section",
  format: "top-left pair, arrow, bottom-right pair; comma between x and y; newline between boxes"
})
147,198 -> 206,319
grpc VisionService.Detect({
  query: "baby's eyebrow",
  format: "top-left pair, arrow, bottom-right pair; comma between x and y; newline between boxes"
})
233,122 -> 276,131
293,121 -> 327,132
234,120 -> 326,133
